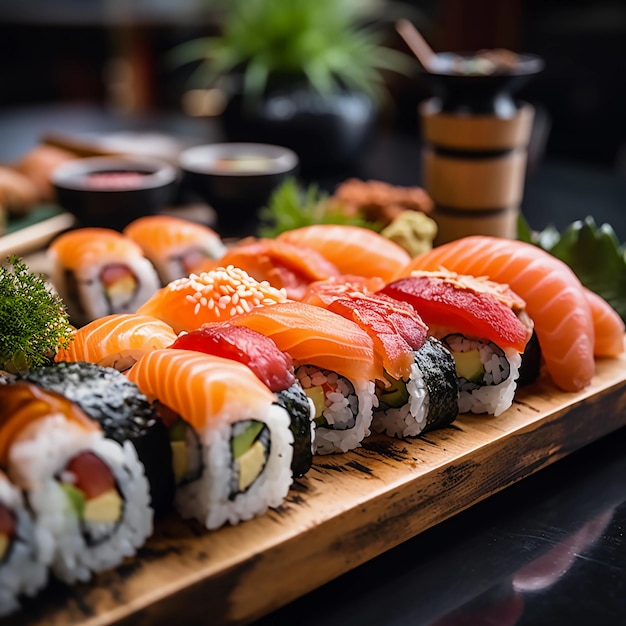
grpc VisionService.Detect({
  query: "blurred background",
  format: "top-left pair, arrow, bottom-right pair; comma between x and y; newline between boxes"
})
1,0 -> 625,171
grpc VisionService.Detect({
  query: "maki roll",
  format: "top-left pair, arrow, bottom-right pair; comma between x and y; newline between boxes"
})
47,227 -> 161,327
0,382 -> 153,584
229,301 -> 382,455
373,336 -> 458,438
0,470 -> 48,617
303,280 -> 458,438
380,270 -> 534,416
123,214 -> 226,285
171,324 -> 315,478
19,361 -> 175,517
54,313 -> 178,373
127,349 -> 294,530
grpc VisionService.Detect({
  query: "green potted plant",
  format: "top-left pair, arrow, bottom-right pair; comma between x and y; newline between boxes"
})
170,0 -> 415,173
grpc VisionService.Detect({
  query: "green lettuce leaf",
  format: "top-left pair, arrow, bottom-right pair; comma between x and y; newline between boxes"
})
518,215 -> 626,322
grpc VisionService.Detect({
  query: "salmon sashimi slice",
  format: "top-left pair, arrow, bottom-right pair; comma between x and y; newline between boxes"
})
277,225 -> 411,282
137,265 -> 288,334
55,313 -> 178,371
402,236 -> 596,392
583,287 -> 625,357
127,349 -> 276,430
380,271 -> 533,353
229,301 -> 383,383
194,237 -> 340,300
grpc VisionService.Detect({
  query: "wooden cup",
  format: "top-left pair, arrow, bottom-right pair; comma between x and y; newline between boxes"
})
420,99 -> 535,245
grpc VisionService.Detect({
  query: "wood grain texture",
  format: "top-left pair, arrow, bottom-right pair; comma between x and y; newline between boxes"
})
13,349 -> 626,626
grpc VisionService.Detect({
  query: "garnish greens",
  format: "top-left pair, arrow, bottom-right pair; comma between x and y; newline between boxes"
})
518,215 -> 626,323
0,255 -> 74,373
258,177 -> 380,238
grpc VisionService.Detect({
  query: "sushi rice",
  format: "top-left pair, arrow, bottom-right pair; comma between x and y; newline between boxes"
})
296,365 -> 376,455
443,334 -> 521,416
0,474 -> 48,618
8,416 -> 153,585
373,337 -> 459,439
373,361 -> 429,438
174,403 -> 293,530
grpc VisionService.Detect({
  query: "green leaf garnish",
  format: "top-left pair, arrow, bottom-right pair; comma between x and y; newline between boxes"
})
0,255 -> 75,374
257,177 -> 381,238
518,215 -> 626,322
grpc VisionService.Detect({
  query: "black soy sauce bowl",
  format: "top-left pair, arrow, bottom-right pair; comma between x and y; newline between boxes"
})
51,156 -> 179,231
178,142 -> 299,239
425,52 -> 544,117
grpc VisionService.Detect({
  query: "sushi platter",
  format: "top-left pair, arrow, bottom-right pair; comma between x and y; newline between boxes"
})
12,347 -> 626,626
2,207 -> 625,626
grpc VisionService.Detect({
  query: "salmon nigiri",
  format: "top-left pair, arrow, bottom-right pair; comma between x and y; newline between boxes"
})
128,350 -> 293,528
55,313 -> 178,372
229,301 -> 381,383
137,265 -> 288,334
229,301 -> 382,454
583,287 -> 625,357
401,236 -> 609,392
194,237 -> 340,300
277,225 -> 411,282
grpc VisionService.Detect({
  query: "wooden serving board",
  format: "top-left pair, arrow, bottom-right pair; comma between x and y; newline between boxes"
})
13,347 -> 626,626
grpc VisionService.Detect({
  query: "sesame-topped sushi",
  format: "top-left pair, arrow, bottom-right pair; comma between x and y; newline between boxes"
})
137,265 -> 288,334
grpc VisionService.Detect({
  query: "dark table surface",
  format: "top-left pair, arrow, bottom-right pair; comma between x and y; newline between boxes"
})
1,103 -> 626,626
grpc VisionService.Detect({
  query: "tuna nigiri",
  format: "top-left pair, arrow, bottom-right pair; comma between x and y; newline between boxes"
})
136,265 -> 288,333
401,236 -> 604,392
277,224 -> 411,282
381,270 -> 533,416
124,215 -> 226,285
195,237 -> 340,300
55,313 -> 178,371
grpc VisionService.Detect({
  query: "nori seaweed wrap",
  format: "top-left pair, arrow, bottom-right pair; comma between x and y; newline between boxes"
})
373,336 -> 459,438
275,382 -> 315,478
19,361 -> 175,517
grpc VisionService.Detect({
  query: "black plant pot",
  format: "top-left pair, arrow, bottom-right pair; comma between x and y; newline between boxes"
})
220,83 -> 377,176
